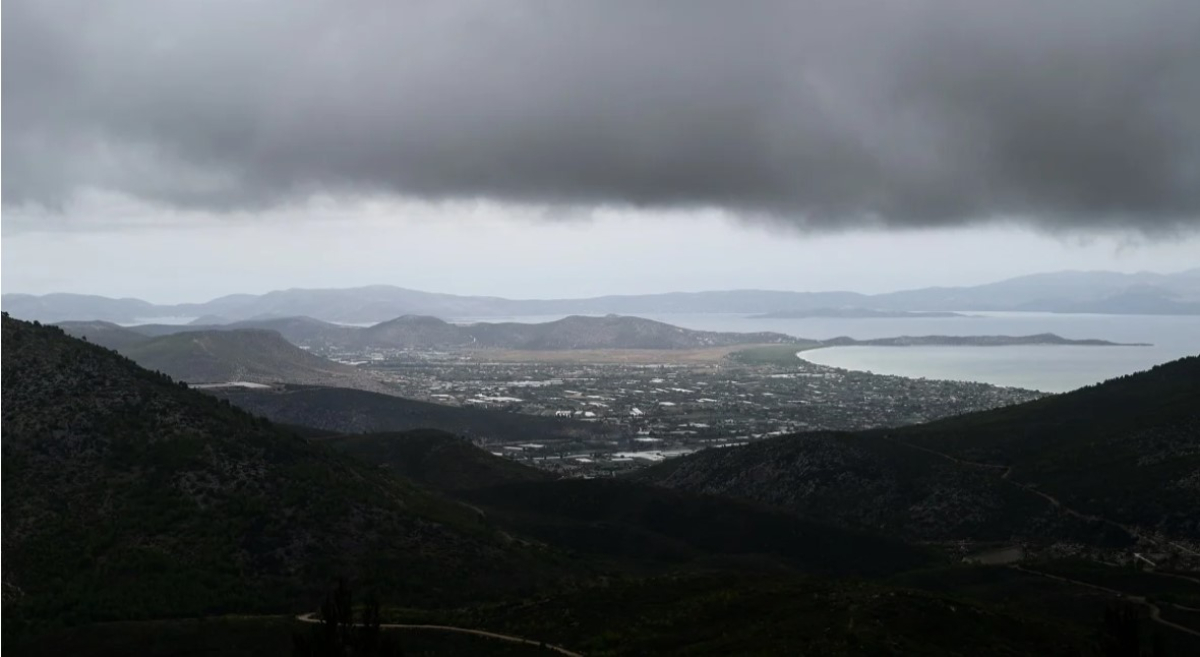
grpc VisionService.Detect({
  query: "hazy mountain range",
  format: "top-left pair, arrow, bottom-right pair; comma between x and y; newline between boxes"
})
6,268 -> 1200,324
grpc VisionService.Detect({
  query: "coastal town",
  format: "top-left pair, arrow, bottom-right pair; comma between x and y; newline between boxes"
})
325,344 -> 1045,476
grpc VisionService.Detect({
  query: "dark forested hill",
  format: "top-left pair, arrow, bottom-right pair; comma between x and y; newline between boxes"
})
639,356 -> 1200,545
0,315 -> 557,624
459,478 -> 937,578
891,356 -> 1200,538
322,431 -> 937,577
318,429 -> 554,491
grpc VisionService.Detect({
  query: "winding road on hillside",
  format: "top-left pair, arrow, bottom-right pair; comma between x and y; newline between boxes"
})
1009,566 -> 1200,638
296,612 -> 584,656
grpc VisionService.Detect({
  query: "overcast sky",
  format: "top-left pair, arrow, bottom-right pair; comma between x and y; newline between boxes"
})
3,1 -> 1198,302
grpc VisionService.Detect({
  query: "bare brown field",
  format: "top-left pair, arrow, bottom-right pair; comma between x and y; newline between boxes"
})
463,344 -> 798,364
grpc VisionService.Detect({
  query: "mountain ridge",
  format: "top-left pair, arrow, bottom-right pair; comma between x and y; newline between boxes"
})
9,268 -> 1200,323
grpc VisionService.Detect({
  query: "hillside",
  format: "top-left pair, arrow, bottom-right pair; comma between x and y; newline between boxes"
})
199,316 -> 355,348
891,356 -> 1200,538
639,356 -> 1200,547
460,478 -> 936,578
354,314 -> 477,349
636,431 -> 1096,546
348,314 -> 803,351
208,384 -> 616,443
469,314 -> 804,350
57,320 -> 152,350
119,329 -> 393,393
99,316 -> 355,348
320,431 -> 936,577
319,314 -> 804,350
0,315 -> 558,624
319,430 -> 553,491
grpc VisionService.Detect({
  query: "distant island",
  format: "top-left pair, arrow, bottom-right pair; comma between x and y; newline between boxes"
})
816,333 -> 1150,348
751,308 -> 972,319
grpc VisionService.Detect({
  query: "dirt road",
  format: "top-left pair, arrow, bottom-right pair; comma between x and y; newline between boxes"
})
1010,566 -> 1200,638
295,612 -> 584,656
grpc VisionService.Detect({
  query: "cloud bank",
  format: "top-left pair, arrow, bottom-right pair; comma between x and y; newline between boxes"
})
4,0 -> 1199,232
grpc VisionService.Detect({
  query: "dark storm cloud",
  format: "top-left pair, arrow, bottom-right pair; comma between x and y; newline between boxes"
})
4,0 -> 1199,231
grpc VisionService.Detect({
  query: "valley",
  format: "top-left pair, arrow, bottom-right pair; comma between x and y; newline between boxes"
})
4,314 -> 1198,654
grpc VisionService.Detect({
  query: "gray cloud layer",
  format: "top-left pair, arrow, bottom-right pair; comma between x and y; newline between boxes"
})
4,0 -> 1199,231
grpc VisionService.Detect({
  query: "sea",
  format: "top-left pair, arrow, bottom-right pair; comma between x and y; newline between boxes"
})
454,311 -> 1200,393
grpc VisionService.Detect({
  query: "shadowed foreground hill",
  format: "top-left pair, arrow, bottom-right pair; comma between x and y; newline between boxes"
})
319,429 -> 554,492
210,384 -> 615,443
0,315 -> 558,625
119,329 -> 395,394
639,357 -> 1200,545
317,430 -> 937,577
460,478 -> 937,578
892,355 -> 1200,538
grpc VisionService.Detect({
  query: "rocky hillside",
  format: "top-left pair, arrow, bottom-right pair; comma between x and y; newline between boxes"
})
119,329 -> 393,393
0,315 -> 556,622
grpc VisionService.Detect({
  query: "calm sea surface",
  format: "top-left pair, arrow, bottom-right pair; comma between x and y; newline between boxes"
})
459,312 -> 1200,393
